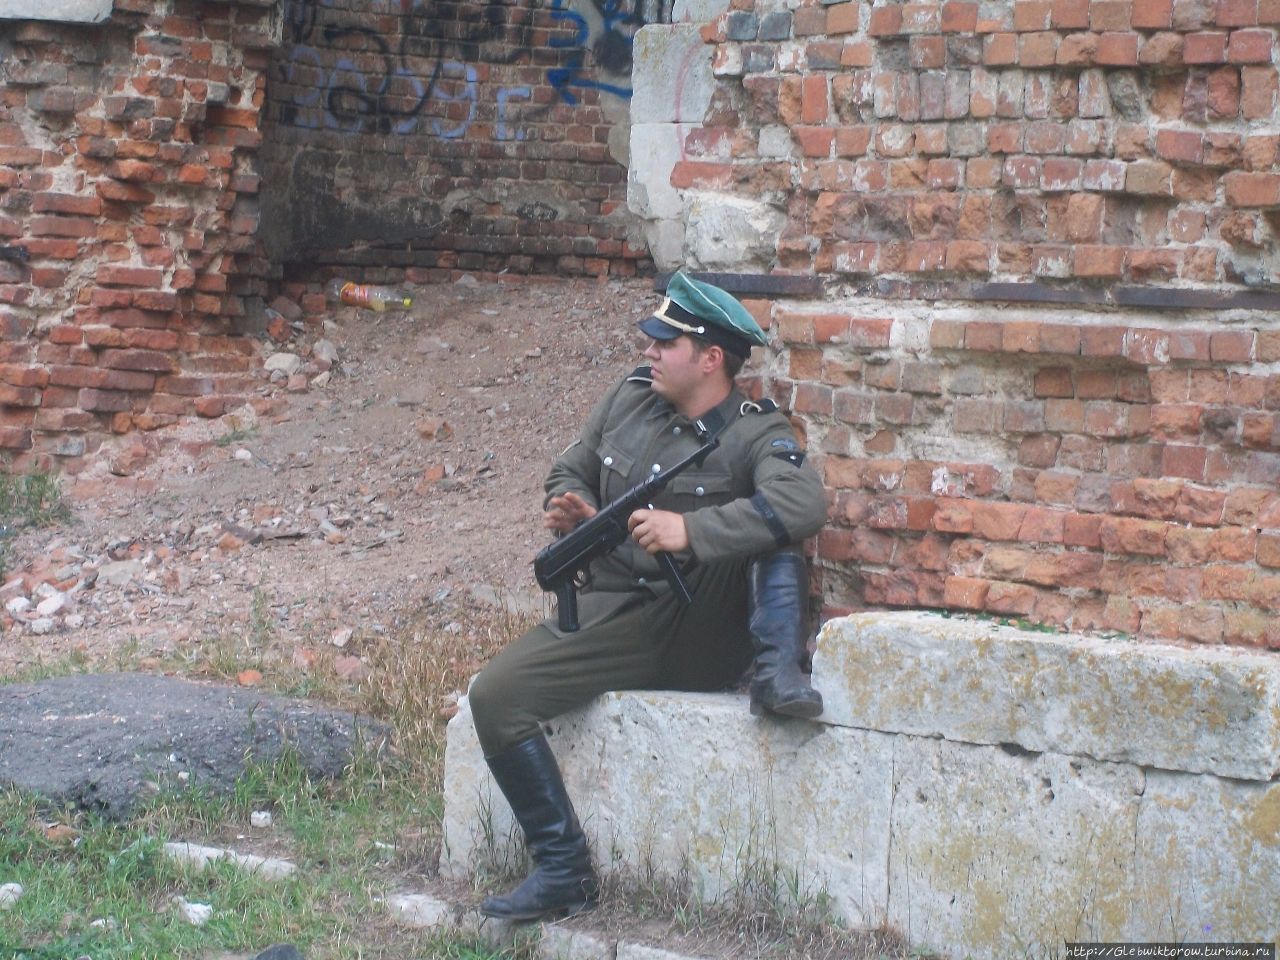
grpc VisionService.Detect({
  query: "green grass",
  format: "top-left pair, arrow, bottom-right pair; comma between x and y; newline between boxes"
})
0,470 -> 70,580
0,751 -> 527,960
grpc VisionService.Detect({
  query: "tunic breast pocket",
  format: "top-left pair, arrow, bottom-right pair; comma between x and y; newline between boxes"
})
667,472 -> 734,510
595,436 -> 636,500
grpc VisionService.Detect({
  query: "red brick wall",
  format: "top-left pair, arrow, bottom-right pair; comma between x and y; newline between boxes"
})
257,0 -> 656,282
693,1 -> 1280,647
0,0 -> 276,470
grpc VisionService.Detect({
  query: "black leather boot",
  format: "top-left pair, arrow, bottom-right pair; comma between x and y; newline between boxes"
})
748,551 -> 824,719
479,733 -> 598,921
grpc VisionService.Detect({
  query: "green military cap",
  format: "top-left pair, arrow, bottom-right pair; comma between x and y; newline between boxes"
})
639,271 -> 767,358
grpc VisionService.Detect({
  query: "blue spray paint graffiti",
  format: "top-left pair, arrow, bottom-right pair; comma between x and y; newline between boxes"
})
275,0 -> 659,137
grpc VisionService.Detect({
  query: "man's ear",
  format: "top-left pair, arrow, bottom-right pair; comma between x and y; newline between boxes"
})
702,344 -> 725,374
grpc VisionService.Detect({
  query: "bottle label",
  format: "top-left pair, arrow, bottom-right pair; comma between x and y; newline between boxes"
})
340,282 -> 371,306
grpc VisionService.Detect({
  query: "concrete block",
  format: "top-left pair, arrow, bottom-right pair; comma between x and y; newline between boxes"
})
539,925 -> 615,960
685,193 -> 787,271
443,691 -> 895,928
617,944 -> 708,960
639,219 -> 686,272
631,25 -> 716,124
0,0 -> 112,22
671,0 -> 732,21
162,841 -> 296,880
385,893 -> 454,929
885,736 -> 1143,957
628,124 -> 697,220
1130,771 -> 1280,942
814,611 -> 1280,780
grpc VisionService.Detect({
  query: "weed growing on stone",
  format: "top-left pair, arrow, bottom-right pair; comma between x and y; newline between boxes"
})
0,470 -> 69,578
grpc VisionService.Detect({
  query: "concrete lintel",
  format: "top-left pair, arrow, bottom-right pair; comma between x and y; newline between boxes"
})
813,611 -> 1280,781
0,0 -> 113,22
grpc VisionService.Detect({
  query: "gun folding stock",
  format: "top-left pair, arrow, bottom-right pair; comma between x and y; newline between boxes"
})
533,437 -> 718,632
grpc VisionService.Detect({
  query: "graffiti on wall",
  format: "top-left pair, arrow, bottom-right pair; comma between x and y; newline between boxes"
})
275,0 -> 662,136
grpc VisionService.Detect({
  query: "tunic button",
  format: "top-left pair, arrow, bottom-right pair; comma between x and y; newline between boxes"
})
637,577 -> 646,585
673,426 -> 681,435
603,456 -> 613,466
695,486 -> 705,496
651,463 -> 661,473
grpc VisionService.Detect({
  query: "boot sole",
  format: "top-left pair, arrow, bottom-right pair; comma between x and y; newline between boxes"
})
479,898 -> 597,923
751,698 -> 823,719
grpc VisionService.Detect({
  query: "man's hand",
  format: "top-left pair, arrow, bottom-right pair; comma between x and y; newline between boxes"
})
627,508 -> 689,554
544,492 -> 597,534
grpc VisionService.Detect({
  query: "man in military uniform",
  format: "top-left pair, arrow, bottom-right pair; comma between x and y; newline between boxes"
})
467,272 -> 828,922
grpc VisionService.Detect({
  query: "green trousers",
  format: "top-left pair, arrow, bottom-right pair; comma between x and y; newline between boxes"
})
469,558 -> 753,756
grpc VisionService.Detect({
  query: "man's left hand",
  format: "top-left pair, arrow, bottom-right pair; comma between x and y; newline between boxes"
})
627,508 -> 689,554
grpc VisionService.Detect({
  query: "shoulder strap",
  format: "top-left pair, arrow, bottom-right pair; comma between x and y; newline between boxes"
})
626,364 -> 653,383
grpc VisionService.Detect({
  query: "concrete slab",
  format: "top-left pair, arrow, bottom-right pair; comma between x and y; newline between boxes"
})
629,124 -> 697,220
684,193 -> 786,271
630,25 -> 715,124
814,611 -> 1280,780
1130,771 -> 1280,942
443,691 -> 894,928
0,0 -> 112,22
885,737 -> 1142,957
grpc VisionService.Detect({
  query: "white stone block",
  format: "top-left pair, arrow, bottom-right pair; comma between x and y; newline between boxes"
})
885,736 -> 1143,959
442,691 -> 894,928
162,841 -> 296,880
630,25 -> 715,124
1130,771 -> 1280,942
628,124 -> 698,220
617,944 -> 709,960
386,893 -> 455,929
0,0 -> 112,22
684,193 -> 786,271
814,611 -> 1280,780
671,0 -> 732,22
539,924 -> 615,960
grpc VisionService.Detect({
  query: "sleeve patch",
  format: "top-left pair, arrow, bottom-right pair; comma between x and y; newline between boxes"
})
771,450 -> 806,467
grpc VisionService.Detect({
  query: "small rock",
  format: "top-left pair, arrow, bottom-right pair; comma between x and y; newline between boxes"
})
233,448 -> 254,462
286,373 -> 309,393
331,627 -> 353,648
0,883 -> 22,909
265,309 -> 291,344
29,618 -> 55,635
269,295 -> 303,321
237,669 -> 263,687
90,917 -> 119,931
65,614 -> 85,629
416,417 -> 452,440
36,593 -> 68,617
176,897 -> 213,926
525,347 -> 543,358
253,945 -> 303,960
217,531 -> 245,552
312,339 -> 339,365
311,371 -> 332,389
414,335 -> 451,354
5,596 -> 30,616
97,559 -> 141,587
109,443 -> 150,477
333,655 -> 368,681
250,810 -> 273,828
264,353 -> 303,376
43,824 -> 79,844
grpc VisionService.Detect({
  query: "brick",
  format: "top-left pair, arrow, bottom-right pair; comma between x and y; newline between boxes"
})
1100,517 -> 1169,556
1134,0 -> 1176,25
1185,31 -> 1230,61
1224,170 -> 1280,206
1074,245 -> 1125,276
1242,66 -> 1279,118
944,575 -> 991,609
1217,0 -> 1260,23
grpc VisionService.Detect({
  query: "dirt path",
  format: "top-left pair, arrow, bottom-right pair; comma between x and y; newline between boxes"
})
0,276 -> 661,682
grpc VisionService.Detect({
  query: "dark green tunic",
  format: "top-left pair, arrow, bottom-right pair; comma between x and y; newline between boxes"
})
468,367 -> 827,754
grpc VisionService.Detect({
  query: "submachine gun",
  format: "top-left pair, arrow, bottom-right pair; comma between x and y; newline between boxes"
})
533,438 -> 719,632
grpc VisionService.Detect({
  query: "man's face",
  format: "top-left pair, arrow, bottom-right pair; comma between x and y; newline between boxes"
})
643,335 -> 704,407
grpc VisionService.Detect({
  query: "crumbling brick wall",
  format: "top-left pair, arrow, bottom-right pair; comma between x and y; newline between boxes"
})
662,0 -> 1280,646
0,0 -> 278,471
257,0 -> 657,282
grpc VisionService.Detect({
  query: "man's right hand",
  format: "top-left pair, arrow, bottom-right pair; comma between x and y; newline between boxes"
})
544,492 -> 598,533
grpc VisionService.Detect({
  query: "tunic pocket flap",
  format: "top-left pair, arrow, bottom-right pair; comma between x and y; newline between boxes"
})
595,436 -> 635,478
670,473 -> 732,498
